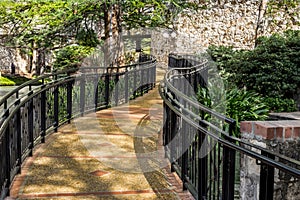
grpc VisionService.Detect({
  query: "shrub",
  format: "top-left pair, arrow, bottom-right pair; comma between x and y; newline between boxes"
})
0,75 -> 36,86
197,86 -> 269,136
0,76 -> 15,86
207,30 -> 300,112
53,45 -> 94,70
263,97 -> 297,112
225,88 -> 269,123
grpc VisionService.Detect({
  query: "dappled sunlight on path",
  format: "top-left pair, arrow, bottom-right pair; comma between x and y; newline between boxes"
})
8,68 -> 194,200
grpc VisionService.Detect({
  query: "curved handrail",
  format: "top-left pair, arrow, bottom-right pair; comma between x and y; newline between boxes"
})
0,56 -> 157,199
161,56 -> 300,173
162,58 -> 300,168
163,63 -> 235,124
159,53 -> 300,199
0,68 -> 77,108
0,57 -> 156,110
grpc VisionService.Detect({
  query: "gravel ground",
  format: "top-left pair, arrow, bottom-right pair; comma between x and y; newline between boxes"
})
11,67 -> 183,200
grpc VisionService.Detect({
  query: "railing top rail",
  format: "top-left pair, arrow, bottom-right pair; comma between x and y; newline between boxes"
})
0,56 -> 156,110
0,56 -> 157,199
0,68 -> 77,107
161,53 -> 300,179
162,59 -> 235,125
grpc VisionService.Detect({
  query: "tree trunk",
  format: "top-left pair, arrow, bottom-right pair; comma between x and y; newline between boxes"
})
103,2 -> 124,68
254,0 -> 269,47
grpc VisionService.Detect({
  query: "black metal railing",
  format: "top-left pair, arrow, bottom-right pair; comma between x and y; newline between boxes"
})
168,53 -> 205,69
159,54 -> 300,200
0,57 -> 156,199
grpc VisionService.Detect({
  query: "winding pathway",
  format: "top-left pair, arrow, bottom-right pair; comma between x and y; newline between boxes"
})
7,68 -> 194,200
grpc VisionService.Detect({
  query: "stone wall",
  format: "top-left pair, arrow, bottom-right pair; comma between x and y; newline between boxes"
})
240,120 -> 300,200
151,0 -> 300,65
2,0 -> 300,73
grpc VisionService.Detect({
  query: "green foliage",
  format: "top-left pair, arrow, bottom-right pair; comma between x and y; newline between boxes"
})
207,30 -> 300,112
0,75 -> 37,86
0,76 -> 15,86
122,0 -> 198,29
266,0 -> 300,27
0,0 -> 200,72
263,97 -> 297,112
53,45 -> 94,70
225,88 -> 269,123
197,86 -> 269,136
0,0 -> 104,64
0,0 -> 198,49
207,45 -> 238,80
76,29 -> 100,47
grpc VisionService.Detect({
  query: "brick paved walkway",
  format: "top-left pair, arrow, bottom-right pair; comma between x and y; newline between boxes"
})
7,68 -> 194,200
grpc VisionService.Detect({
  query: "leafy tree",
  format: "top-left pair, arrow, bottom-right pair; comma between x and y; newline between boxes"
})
0,0 -> 104,73
0,0 -> 199,74
255,0 -> 300,46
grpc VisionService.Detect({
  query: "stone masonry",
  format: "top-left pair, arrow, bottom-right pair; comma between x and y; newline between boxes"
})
240,119 -> 300,200
151,0 -> 300,64
1,0 -> 300,73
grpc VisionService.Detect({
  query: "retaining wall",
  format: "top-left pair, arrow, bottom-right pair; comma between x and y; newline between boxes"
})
151,0 -> 300,64
240,119 -> 300,199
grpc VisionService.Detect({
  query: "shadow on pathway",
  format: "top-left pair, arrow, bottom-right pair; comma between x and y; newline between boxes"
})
8,68 -> 194,200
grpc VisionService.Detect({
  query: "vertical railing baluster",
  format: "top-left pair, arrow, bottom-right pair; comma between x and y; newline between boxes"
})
125,68 -> 129,103
80,74 -> 86,116
146,66 -> 150,92
28,98 -> 34,156
94,75 -> 99,111
67,79 -> 73,122
5,127 -> 11,197
105,73 -> 110,108
222,123 -> 236,200
114,70 -> 119,106
181,119 -> 188,190
152,64 -> 156,89
140,68 -> 143,95
212,140 -> 217,199
163,102 -> 168,147
15,101 -> 21,172
133,69 -> 137,99
198,129 -> 208,199
53,85 -> 59,132
41,86 -> 46,143
259,151 -> 275,200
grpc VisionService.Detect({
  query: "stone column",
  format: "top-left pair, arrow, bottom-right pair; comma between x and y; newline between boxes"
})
240,120 -> 300,200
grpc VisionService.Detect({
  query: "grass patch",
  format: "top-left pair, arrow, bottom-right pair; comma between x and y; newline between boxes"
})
0,75 -> 34,86
0,76 -> 16,86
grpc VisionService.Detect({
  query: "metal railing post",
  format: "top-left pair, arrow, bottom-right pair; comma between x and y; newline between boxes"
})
105,73 -> 110,108
15,101 -> 22,172
259,151 -> 275,200
181,119 -> 188,191
67,80 -> 73,122
133,69 -> 137,99
125,68 -> 129,103
114,70 -> 119,106
221,122 -> 236,200
27,98 -> 34,157
80,74 -> 86,116
41,86 -> 46,143
198,128 -> 208,199
94,76 -> 99,111
53,86 -> 59,132
146,66 -> 150,91
140,68 -> 144,95
5,128 -> 11,197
